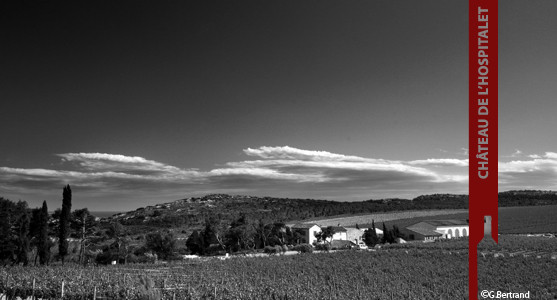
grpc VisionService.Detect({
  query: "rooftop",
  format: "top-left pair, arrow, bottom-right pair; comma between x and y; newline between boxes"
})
330,226 -> 347,232
405,227 -> 443,237
421,220 -> 469,227
291,223 -> 320,229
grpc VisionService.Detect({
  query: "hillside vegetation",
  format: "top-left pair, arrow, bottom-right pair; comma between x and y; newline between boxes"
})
109,190 -> 557,232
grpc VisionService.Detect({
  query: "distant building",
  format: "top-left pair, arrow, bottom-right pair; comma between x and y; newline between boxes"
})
405,220 -> 469,241
345,227 -> 384,244
329,226 -> 348,241
291,223 -> 321,245
291,224 -> 390,245
345,227 -> 365,243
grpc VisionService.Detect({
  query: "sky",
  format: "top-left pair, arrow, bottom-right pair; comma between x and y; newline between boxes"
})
1,1 -> 557,211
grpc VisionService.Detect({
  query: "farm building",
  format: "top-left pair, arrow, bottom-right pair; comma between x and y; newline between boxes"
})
345,227 -> 384,243
291,224 -> 386,245
330,226 -> 348,241
291,223 -> 321,245
404,220 -> 469,241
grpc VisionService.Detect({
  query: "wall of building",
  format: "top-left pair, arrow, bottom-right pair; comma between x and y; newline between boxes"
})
437,226 -> 469,239
331,231 -> 347,241
307,226 -> 321,245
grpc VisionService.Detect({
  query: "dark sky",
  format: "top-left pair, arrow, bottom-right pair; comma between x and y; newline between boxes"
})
1,1 -> 557,211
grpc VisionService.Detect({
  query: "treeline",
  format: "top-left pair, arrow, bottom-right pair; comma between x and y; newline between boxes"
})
184,215 -> 306,256
115,191 -> 557,233
498,190 -> 557,206
361,221 -> 404,248
0,198 -> 54,266
117,194 -> 471,231
0,185 -> 100,266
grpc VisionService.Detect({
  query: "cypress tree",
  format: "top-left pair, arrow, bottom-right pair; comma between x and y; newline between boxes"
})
381,222 -> 388,244
17,209 -> 30,265
59,185 -> 72,264
38,201 -> 50,265
363,220 -> 379,247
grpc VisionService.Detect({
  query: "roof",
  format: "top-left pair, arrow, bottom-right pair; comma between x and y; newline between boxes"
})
421,220 -> 468,227
330,226 -> 347,232
345,228 -> 364,234
405,227 -> 443,237
291,223 -> 320,229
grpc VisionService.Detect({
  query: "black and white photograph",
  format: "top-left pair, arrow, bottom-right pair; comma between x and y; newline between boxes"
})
1,1 -> 556,299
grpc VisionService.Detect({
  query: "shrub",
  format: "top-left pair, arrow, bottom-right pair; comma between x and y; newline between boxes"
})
263,246 -> 278,255
263,245 -> 283,255
315,243 -> 332,251
293,244 -> 313,253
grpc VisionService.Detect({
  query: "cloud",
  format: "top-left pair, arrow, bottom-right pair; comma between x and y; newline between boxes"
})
498,154 -> 557,190
544,152 -> 557,159
2,146 -> 557,210
408,158 -> 469,167
501,149 -> 524,158
57,152 -> 183,175
244,146 -> 371,162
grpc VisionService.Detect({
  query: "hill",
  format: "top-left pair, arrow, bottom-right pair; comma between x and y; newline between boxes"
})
105,190 -> 557,232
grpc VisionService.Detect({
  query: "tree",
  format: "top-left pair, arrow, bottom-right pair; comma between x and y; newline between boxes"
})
29,207 -> 42,264
0,198 -> 19,265
363,220 -> 379,247
38,201 -> 51,265
201,216 -> 227,252
70,208 -> 98,264
292,228 -> 306,244
0,198 -> 31,265
107,221 -> 130,264
268,222 -> 287,246
392,225 -> 403,240
225,215 -> 256,252
145,232 -> 176,260
381,222 -> 395,244
16,206 -> 30,265
254,219 -> 269,248
185,230 -> 204,255
314,226 -> 335,245
58,185 -> 72,264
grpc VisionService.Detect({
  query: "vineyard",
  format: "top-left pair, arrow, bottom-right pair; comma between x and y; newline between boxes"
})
3,250 -> 468,300
2,236 -> 557,300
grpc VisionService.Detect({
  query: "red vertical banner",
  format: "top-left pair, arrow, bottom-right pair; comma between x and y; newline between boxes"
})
469,0 -> 498,299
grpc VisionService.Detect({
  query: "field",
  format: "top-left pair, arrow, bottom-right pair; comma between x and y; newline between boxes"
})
351,205 -> 557,234
495,205 -> 557,234
2,251 -> 467,300
298,209 -> 468,227
2,235 -> 556,300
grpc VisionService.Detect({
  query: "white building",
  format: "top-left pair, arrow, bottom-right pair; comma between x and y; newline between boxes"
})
345,227 -> 384,243
329,226 -> 348,241
405,220 -> 469,241
291,223 -> 321,245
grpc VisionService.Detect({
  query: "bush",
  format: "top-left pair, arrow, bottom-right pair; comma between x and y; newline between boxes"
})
293,244 -> 313,253
315,243 -> 332,251
234,249 -> 257,256
205,244 -> 225,256
263,245 -> 283,255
